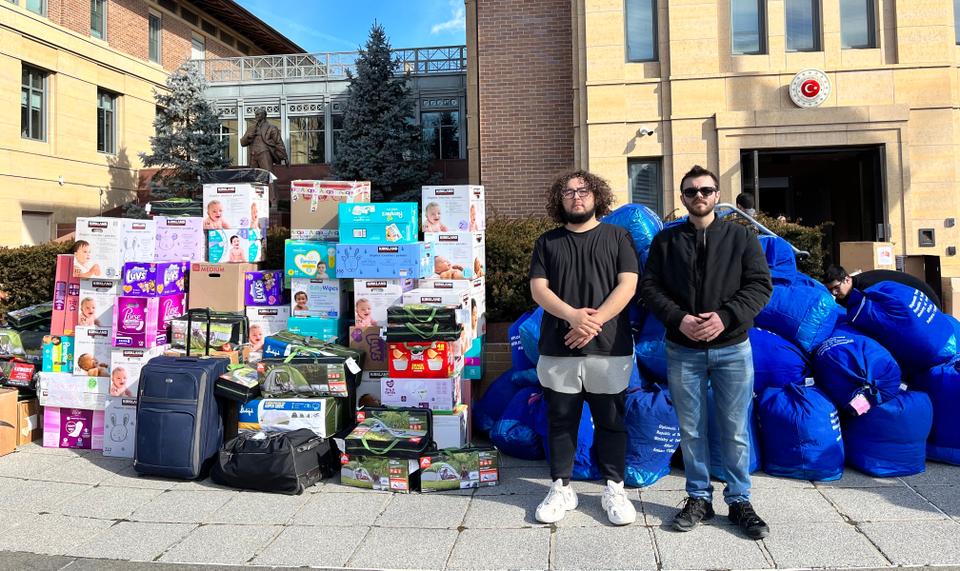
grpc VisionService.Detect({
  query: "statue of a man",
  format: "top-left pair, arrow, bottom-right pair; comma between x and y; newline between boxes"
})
241,109 -> 288,172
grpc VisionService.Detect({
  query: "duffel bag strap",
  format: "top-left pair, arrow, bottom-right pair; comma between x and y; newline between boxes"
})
360,432 -> 402,455
404,322 -> 439,339
403,306 -> 438,323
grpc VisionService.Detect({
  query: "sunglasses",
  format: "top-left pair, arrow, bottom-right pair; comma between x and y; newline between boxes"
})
680,186 -> 718,199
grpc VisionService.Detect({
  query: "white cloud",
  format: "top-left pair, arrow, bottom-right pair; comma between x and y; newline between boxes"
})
431,1 -> 465,35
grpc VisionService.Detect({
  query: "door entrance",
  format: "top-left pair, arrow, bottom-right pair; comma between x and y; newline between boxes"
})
740,145 -> 885,267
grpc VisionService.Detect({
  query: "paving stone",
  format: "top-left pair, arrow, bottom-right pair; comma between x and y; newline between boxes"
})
66,559 -> 255,571
374,492 -> 471,529
12,442 -> 93,457
0,550 -> 75,570
762,522 -> 889,568
99,466 -> 177,490
912,485 -> 960,519
814,469 -> 905,488
819,486 -> 947,522
349,527 -> 458,570
33,456 -> 131,486
447,527 -> 551,570
747,487 -> 844,524
474,467 -> 552,496
128,490 -> 236,523
58,485 -> 164,520
653,524 -> 772,568
749,470 -> 816,489
172,476 -> 239,492
66,521 -> 196,561
462,493 -> 545,528
203,490 -> 309,525
555,491 -> 626,528
643,469 -> 687,491
0,513 -> 114,555
901,462 -> 960,487
158,524 -> 282,565
499,454 -> 548,469
639,489 -> 732,527
554,526 -> 657,570
0,478 -> 92,513
291,491 -> 392,526
859,520 -> 960,565
252,525 -> 367,567
0,451 -> 73,479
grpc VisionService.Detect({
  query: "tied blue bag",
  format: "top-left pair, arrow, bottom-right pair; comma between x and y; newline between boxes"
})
847,281 -> 959,373
518,307 -> 544,366
473,368 -> 538,434
749,327 -> 811,395
508,310 -> 537,370
634,315 -> 667,383
757,235 -> 798,285
601,203 -> 663,267
490,386 -> 546,460
756,383 -> 844,481
843,390 -> 933,477
707,388 -> 762,481
755,274 -> 840,353
531,400 -> 601,481
624,383 -> 681,487
910,357 -> 960,465
812,328 -> 904,410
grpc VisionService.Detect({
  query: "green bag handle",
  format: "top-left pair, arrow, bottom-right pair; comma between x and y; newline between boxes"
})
403,306 -> 438,323
405,322 -> 439,339
360,431 -> 402,455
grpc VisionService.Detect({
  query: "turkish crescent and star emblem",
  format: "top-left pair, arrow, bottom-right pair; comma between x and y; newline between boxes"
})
789,69 -> 830,108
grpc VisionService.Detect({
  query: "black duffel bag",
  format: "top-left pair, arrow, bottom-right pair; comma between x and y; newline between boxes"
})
210,429 -> 337,494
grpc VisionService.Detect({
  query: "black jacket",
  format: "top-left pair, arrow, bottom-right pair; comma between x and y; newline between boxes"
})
640,217 -> 772,349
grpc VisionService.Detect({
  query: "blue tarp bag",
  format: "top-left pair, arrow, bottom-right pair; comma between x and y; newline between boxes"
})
707,388 -> 762,481
509,309 -> 537,370
812,328 -> 903,410
749,327 -> 810,395
518,307 -> 544,366
910,357 -> 960,465
531,400 -> 601,480
634,315 -> 668,382
490,386 -> 546,460
843,390 -> 933,477
601,204 -> 663,267
756,383 -> 844,481
757,235 -> 797,285
474,369 -> 523,434
755,274 -> 840,353
847,281 -> 959,373
624,383 -> 681,487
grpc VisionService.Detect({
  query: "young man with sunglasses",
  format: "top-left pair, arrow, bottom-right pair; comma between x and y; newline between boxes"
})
529,170 -> 640,526
640,165 -> 773,539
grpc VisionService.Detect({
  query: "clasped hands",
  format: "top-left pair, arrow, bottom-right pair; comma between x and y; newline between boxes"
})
679,312 -> 724,342
564,307 -> 604,349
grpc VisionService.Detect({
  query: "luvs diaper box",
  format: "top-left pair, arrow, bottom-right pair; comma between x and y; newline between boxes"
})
202,182 -> 269,232
423,232 -> 486,280
155,216 -> 205,262
336,242 -> 432,279
121,261 -> 188,296
244,270 -> 284,306
207,229 -> 264,263
338,203 -> 419,244
422,185 -> 485,232
290,180 -> 371,241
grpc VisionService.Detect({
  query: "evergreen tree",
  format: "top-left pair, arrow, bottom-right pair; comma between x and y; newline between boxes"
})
129,64 -> 227,216
332,23 -> 436,201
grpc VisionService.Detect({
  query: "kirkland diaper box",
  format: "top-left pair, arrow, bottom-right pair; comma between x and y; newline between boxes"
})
202,182 -> 269,232
74,217 -> 123,280
380,375 -> 462,413
246,306 -> 292,346
73,326 -> 112,377
42,407 -> 104,450
290,180 -> 371,241
338,203 -> 419,244
238,397 -> 342,437
244,270 -> 284,306
418,277 -> 487,338
120,261 -> 188,296
189,263 -> 258,312
402,287 -> 473,342
207,229 -> 265,263
422,185 -> 485,232
77,279 -> 119,328
423,232 -> 486,279
102,396 -> 137,458
353,279 -> 416,327
357,370 -> 388,407
336,243 -> 432,279
285,240 -> 338,280
38,372 -> 109,410
42,335 -> 74,373
155,216 -> 205,262
290,279 -> 345,318
108,346 -> 165,398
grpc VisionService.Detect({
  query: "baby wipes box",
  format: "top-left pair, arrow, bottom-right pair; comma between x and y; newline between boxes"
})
155,216 -> 205,262
423,232 -> 486,280
202,183 -> 269,232
73,326 -> 113,377
422,185 -> 485,232
336,242 -> 432,279
290,180 -> 371,241
338,203 -> 419,244
74,217 -> 123,279
207,229 -> 264,263
77,279 -> 119,328
121,261 -> 188,296
238,397 -> 341,437
102,396 -> 137,458
290,279 -> 345,318
42,407 -> 104,450
109,346 -> 165,398
285,240 -> 338,280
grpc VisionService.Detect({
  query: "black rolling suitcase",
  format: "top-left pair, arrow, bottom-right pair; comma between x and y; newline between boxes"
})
210,429 -> 338,494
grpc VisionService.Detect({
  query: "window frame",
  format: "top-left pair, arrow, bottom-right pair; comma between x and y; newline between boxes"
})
730,0 -> 767,55
420,110 -> 461,160
627,158 -> 663,216
96,88 -> 118,155
21,65 -> 47,142
217,119 -> 238,165
90,0 -> 107,39
148,10 -> 162,64
624,0 -> 658,63
287,115 -> 325,165
191,33 -> 205,60
840,0 -> 877,49
785,0 -> 821,52
25,0 -> 44,16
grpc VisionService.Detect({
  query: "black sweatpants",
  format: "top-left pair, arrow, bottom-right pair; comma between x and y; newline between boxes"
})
543,387 -> 627,483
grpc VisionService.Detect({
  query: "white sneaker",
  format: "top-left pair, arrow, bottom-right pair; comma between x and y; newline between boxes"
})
535,479 -> 578,523
601,480 -> 637,526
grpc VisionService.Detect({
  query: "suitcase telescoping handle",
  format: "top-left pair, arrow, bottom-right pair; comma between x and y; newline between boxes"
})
185,308 -> 213,357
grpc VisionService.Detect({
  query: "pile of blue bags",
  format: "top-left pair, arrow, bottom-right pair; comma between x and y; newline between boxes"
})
474,204 -> 959,486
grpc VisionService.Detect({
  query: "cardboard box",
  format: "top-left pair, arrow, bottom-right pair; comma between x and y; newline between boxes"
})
291,278 -> 344,318
74,217 -> 123,279
38,372 -> 109,410
419,445 -> 500,492
121,261 -> 188,297
840,241 -> 896,272
897,255 -> 927,282
244,270 -> 284,306
17,397 -> 41,446
357,370 -> 388,407
353,279 -> 416,327
339,454 -> 419,493
155,216 -> 206,262
286,317 -> 339,341
338,202 -> 419,244
52,254 -> 79,336
202,182 -> 269,232
417,277 -> 487,338
189,263 -> 258,312
424,232 -> 486,279
102,396 -> 137,458
207,229 -> 264,263
402,287 -> 473,342
42,335 -> 74,373
42,407 -> 104,450
238,397 -> 342,437
0,388 -> 15,456
73,326 -> 112,376
285,240 -> 338,280
77,279 -> 119,328
422,185 -> 485,232
290,180 -> 371,241
336,242 -> 432,279
464,337 -> 483,381
350,326 -> 388,372
246,306 -> 291,354
942,277 -> 960,319
380,375 -> 462,413
119,219 -> 158,265
109,346 -> 165,398
113,295 -> 177,349
388,338 -> 460,379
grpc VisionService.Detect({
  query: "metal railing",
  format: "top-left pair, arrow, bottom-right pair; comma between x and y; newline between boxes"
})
192,46 -> 466,83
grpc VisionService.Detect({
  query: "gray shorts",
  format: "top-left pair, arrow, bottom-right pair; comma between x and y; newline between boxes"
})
536,355 -> 634,395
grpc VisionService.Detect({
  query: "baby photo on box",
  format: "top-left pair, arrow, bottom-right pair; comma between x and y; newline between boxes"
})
73,326 -> 112,377
285,240 -> 338,279
77,279 -> 119,327
422,186 -> 486,232
425,232 -> 486,279
207,229 -> 264,263
74,217 -> 122,279
246,306 -> 291,353
202,183 -> 269,231
290,278 -> 344,318
109,346 -> 165,398
353,279 -> 415,327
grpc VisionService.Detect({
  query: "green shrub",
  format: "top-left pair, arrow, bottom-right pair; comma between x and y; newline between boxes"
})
750,213 -> 830,280
0,241 -> 75,319
484,216 -> 558,322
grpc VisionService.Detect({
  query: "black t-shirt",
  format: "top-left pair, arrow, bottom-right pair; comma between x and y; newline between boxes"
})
850,269 -> 942,308
528,223 -> 639,357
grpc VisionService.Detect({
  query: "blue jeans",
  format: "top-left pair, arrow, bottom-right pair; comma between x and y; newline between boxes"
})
666,339 -> 753,505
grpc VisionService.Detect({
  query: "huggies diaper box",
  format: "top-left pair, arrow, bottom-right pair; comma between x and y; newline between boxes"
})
109,346 -> 165,398
43,407 -> 104,450
42,335 -> 74,373
336,242 -> 432,279
155,216 -> 205,262
207,229 -> 264,263
423,232 -> 486,280
290,180 -> 371,241
422,185 -> 485,232
338,203 -> 419,244
290,279 -> 345,318
202,183 -> 269,232
285,240 -> 338,279
72,326 -> 112,377
245,270 -> 284,306
121,261 -> 188,296
77,279 -> 119,328
102,396 -> 137,458
353,279 -> 416,327
38,372 -> 109,410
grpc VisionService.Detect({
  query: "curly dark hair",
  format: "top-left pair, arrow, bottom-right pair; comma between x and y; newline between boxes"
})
545,170 -> 616,224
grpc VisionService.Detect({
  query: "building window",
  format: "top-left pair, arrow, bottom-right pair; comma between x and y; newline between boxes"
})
90,0 -> 106,38
21,65 -> 46,141
149,12 -> 162,63
289,116 -> 325,164
218,120 -> 237,165
785,0 -> 819,51
331,113 -> 344,159
731,0 -> 765,55
220,30 -> 234,47
237,42 -> 251,55
625,0 -> 657,62
180,7 -> 198,26
956,0 -> 960,44
25,0 -> 44,15
628,159 -> 662,216
97,89 -> 117,154
191,34 -> 205,60
840,0 -> 876,49
421,111 -> 460,160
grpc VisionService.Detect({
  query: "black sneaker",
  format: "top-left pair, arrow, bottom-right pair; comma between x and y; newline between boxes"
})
728,501 -> 770,539
672,497 -> 715,532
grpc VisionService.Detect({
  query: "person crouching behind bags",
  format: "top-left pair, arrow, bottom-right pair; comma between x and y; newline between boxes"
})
528,170 -> 640,526
640,165 -> 773,539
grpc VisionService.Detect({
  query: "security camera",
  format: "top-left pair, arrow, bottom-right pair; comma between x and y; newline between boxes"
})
636,127 -> 654,137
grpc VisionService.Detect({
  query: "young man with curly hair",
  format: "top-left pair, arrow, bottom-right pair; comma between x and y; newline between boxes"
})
529,170 -> 640,525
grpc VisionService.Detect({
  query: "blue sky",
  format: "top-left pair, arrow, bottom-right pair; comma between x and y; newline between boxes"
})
236,0 -> 467,53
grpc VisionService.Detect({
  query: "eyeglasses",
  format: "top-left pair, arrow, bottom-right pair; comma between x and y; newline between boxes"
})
562,187 -> 592,200
680,186 -> 718,199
